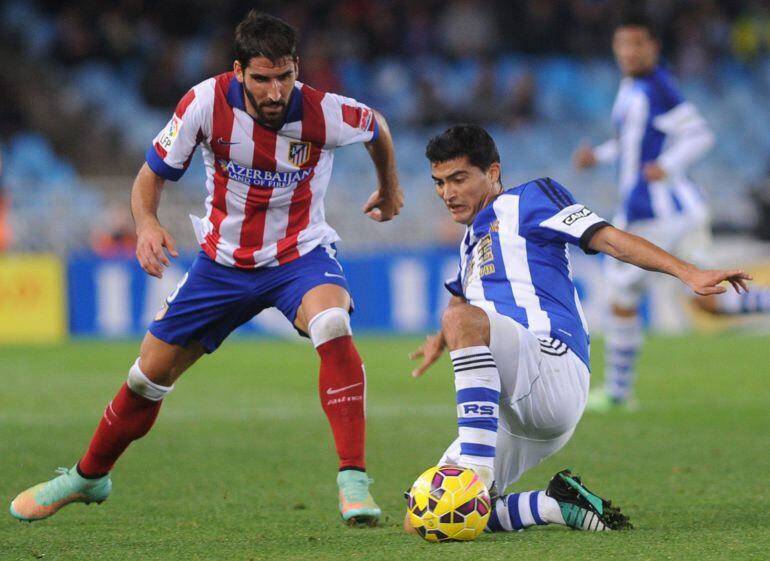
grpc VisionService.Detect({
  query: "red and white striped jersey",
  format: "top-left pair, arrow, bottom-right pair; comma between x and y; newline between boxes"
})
146,72 -> 378,268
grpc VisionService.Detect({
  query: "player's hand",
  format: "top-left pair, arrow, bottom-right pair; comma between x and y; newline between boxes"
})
573,142 -> 597,169
363,187 -> 404,222
682,267 -> 752,296
643,162 -> 667,182
409,332 -> 446,378
135,221 -> 178,279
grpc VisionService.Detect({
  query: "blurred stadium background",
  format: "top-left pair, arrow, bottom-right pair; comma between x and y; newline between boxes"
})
1,0 -> 770,342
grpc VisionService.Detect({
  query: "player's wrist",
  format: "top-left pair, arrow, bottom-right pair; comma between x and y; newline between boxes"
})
134,215 -> 162,233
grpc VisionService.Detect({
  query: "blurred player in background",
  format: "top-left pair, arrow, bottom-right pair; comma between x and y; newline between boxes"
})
11,11 -> 402,525
407,124 -> 749,533
573,13 -> 770,410
0,152 -> 9,251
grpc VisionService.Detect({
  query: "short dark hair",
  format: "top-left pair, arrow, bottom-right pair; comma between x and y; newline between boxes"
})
616,11 -> 660,40
425,124 -> 501,172
234,10 -> 298,68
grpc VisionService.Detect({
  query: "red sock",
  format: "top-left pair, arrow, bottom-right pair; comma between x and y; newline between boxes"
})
78,383 -> 162,476
317,335 -> 366,470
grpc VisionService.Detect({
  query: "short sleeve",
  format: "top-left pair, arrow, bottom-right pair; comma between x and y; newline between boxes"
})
324,93 -> 378,148
444,266 -> 464,297
146,88 -> 206,181
520,178 -> 610,254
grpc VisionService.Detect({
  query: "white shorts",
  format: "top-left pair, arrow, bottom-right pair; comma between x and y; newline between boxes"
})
439,308 -> 590,491
606,213 -> 712,309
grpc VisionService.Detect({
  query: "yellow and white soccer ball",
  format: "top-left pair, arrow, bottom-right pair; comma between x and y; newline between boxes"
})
406,464 -> 492,542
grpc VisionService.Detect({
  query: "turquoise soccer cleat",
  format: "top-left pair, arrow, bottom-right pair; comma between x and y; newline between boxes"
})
337,470 -> 381,526
546,469 -> 632,531
9,466 -> 112,522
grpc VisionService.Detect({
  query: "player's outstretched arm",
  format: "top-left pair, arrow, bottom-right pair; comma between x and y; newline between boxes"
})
409,331 -> 446,378
131,162 -> 178,279
362,110 -> 404,222
588,225 -> 752,296
409,296 -> 466,377
645,102 -> 715,182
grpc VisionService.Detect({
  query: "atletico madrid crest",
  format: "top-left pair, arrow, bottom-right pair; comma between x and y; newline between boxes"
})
288,141 -> 311,167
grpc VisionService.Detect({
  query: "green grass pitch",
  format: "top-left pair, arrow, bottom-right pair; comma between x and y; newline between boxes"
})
1,334 -> 769,560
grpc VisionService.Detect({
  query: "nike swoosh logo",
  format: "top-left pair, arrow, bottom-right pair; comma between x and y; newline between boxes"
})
217,137 -> 240,145
324,272 -> 345,279
326,382 -> 363,395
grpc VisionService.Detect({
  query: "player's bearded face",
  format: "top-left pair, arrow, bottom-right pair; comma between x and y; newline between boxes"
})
613,27 -> 658,76
237,56 -> 298,128
432,157 -> 502,225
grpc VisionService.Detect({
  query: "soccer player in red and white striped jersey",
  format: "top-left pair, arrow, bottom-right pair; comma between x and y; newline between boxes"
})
11,11 -> 402,525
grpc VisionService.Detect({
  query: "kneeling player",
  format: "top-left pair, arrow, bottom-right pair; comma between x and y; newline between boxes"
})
406,125 -> 750,533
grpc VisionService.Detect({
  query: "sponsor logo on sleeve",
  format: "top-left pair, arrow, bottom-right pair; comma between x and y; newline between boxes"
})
158,115 -> 182,151
563,207 -> 593,226
341,104 -> 374,131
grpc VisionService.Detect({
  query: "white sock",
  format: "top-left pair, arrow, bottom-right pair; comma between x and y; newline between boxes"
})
486,491 -> 560,531
604,314 -> 642,402
450,346 -> 500,486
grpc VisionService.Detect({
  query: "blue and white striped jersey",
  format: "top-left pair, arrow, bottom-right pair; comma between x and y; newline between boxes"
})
596,66 -> 714,225
445,178 -> 609,368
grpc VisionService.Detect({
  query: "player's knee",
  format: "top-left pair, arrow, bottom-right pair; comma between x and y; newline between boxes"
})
308,307 -> 352,348
127,359 -> 174,401
441,305 -> 489,348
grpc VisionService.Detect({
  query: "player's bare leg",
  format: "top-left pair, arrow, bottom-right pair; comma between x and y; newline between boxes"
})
10,334 -> 204,521
441,304 -> 499,490
295,284 -> 381,525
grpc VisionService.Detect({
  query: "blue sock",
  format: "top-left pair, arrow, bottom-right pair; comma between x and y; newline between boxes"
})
487,491 -> 553,531
604,314 -> 642,402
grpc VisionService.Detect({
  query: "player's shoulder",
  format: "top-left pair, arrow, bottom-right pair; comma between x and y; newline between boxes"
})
505,177 -> 575,206
293,80 -> 326,103
298,81 -> 372,111
207,71 -> 234,96
177,73 -> 223,109
640,67 -> 684,110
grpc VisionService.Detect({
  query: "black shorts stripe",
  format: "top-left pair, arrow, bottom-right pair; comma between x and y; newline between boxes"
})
540,348 -> 569,357
539,337 -> 567,349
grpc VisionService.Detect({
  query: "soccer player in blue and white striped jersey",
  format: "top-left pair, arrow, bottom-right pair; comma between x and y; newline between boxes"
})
574,13 -> 770,409
407,124 -> 749,533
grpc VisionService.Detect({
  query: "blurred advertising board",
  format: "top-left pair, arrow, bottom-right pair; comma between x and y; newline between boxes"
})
0,254 -> 66,343
65,249 -> 602,338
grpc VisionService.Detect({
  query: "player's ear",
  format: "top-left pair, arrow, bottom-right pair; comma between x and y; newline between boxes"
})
293,57 -> 300,79
487,162 -> 501,186
233,60 -> 244,83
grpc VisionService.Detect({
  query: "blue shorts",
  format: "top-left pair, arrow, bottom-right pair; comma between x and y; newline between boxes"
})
149,244 -> 350,352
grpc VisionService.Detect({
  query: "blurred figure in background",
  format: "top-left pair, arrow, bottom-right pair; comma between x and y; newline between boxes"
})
574,13 -> 770,411
0,152 -> 9,252
505,68 -> 536,128
90,204 -> 137,258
